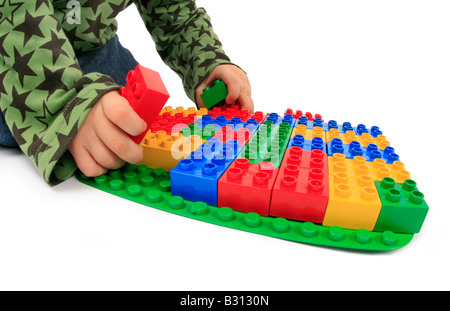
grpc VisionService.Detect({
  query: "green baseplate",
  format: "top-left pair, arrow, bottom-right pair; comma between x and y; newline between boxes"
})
75,163 -> 415,251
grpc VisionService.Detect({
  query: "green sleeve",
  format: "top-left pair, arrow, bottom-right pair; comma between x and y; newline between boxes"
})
0,1 -> 120,185
135,0 -> 237,104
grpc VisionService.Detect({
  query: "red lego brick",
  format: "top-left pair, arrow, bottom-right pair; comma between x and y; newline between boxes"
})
119,65 -> 170,144
269,147 -> 329,223
285,108 -> 322,121
218,158 -> 279,216
213,126 -> 252,145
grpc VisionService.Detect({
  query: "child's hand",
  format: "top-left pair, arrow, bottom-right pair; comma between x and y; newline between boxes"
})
69,91 -> 147,177
196,64 -> 254,113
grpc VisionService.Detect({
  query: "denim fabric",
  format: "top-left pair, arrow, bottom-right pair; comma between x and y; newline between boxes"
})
0,35 -> 139,147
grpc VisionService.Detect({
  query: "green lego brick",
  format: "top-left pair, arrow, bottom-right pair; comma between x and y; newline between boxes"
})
238,121 -> 293,168
200,80 -> 229,109
374,177 -> 429,234
75,164 -> 414,251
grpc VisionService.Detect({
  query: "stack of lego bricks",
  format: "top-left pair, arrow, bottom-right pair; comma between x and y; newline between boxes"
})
138,105 -> 428,235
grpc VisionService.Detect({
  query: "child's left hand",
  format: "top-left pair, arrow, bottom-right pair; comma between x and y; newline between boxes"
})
196,64 -> 254,113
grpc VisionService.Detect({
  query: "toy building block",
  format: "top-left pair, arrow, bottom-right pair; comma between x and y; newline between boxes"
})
208,104 -> 253,121
291,124 -> 326,140
270,147 -> 329,223
76,165 -> 415,252
374,177 -> 429,233
170,138 -> 244,206
139,130 -> 205,172
366,159 -> 411,183
159,106 -> 208,117
322,153 -> 383,231
327,138 -> 400,163
218,159 -> 279,216
288,135 -> 327,152
265,113 -> 296,127
238,121 -> 293,167
119,65 -> 170,144
201,80 -> 229,109
196,115 -> 260,133
285,108 -> 322,121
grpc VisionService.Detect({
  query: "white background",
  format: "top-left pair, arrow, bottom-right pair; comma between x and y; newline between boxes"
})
1,0 -> 449,291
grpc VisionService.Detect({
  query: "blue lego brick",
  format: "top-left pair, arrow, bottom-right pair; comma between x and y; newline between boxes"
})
265,113 -> 296,127
295,116 -> 325,130
327,138 -> 400,163
288,135 -> 327,152
170,138 -> 244,206
196,115 -> 260,133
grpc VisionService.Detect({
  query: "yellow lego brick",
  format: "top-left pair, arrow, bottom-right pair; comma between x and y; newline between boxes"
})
139,130 -> 205,171
326,128 -> 391,149
322,153 -> 382,231
291,124 -> 326,140
160,106 -> 208,117
359,133 -> 391,149
367,158 -> 411,183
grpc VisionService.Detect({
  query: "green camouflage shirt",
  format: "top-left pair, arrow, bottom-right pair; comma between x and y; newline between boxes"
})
0,0 -> 234,185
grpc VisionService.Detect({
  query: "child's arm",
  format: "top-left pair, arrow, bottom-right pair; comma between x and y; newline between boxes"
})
0,2 -> 122,185
136,0 -> 253,112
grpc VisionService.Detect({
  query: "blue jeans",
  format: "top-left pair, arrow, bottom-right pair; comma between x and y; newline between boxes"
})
0,35 -> 139,147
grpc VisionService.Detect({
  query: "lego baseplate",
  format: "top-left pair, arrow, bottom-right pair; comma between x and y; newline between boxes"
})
75,165 -> 414,251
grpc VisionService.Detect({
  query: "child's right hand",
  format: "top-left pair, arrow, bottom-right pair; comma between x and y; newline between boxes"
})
69,91 -> 147,177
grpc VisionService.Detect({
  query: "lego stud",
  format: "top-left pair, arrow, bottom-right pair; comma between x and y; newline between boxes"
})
179,159 -> 194,171
386,188 -> 401,202
259,162 -> 275,175
190,201 -> 209,215
287,154 -> 302,165
381,177 -> 396,189
202,163 -> 218,175
381,231 -> 397,246
361,187 -> 377,201
356,165 -> 369,176
332,153 -> 345,163
376,167 -> 391,180
235,158 -> 250,170
290,146 -> 303,157
335,184 -> 351,197
309,167 -> 324,180
409,190 -> 425,204
310,157 -> 324,169
355,229 -> 372,244
217,207 -> 235,222
308,179 -> 324,192
402,179 -> 417,191
109,179 -> 125,190
127,184 -> 142,197
357,175 -> 372,187
281,175 -> 297,188
253,172 -> 269,186
333,161 -> 347,172
146,190 -> 162,203
334,172 -> 349,184
327,226 -> 345,242
300,222 -> 318,238
228,167 -> 243,181
244,212 -> 262,228
272,218 -> 289,233
284,164 -> 299,177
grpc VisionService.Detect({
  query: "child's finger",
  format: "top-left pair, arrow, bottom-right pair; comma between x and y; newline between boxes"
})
237,91 -> 255,114
103,95 -> 147,136
95,119 -> 144,165
86,133 -> 126,170
70,143 -> 108,177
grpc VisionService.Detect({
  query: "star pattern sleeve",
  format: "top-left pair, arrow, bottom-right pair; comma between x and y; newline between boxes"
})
135,0 -> 237,104
0,0 -> 121,185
